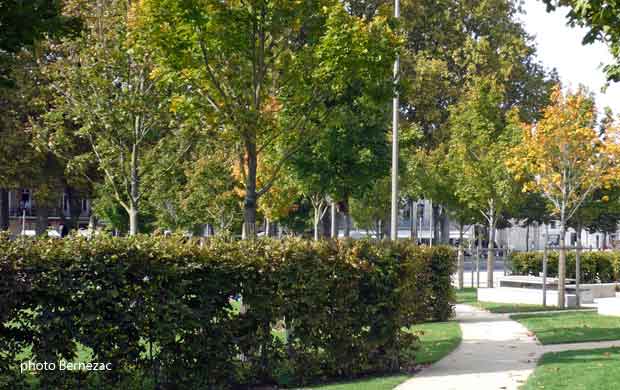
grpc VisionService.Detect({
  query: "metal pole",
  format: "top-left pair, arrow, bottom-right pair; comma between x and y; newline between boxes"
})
476,226 -> 480,288
330,202 -> 337,238
542,224 -> 548,307
389,0 -> 400,241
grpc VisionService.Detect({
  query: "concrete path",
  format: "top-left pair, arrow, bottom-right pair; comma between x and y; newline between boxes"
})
396,304 -> 620,390
396,304 -> 540,390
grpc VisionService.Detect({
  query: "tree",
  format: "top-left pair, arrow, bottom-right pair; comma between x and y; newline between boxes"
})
543,0 -> 620,82
39,0 -> 181,235
137,0 -> 398,238
511,192 -> 553,251
0,1 -> 79,231
399,0 -> 557,149
0,0 -> 80,87
397,0 -> 557,246
350,176 -> 391,238
507,86 -> 620,308
448,78 -> 522,288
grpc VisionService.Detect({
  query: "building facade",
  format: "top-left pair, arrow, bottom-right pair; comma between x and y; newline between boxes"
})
6,188 -> 92,235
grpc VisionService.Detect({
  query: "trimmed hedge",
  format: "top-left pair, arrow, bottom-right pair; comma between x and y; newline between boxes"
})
511,250 -> 620,283
0,236 -> 455,389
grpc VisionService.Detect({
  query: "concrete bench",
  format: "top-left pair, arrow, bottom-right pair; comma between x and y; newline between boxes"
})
497,276 -> 594,304
499,276 -> 575,290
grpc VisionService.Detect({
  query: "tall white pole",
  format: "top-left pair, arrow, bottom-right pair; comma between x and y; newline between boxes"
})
390,0 -> 400,241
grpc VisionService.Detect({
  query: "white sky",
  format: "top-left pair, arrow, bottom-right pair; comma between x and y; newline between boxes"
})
520,0 -> 620,114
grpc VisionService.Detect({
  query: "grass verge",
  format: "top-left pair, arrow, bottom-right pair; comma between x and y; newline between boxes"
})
522,347 -> 620,390
511,311 -> 620,344
309,321 -> 461,390
455,288 -> 592,314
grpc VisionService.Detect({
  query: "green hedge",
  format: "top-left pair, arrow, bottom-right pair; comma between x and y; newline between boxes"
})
510,250 -> 620,283
0,236 -> 455,389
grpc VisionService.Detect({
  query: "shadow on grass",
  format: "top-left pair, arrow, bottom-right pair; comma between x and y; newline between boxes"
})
522,347 -> 620,390
512,311 -> 620,345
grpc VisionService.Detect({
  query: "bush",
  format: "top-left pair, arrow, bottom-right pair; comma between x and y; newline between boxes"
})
0,236 -> 455,389
510,250 -> 620,283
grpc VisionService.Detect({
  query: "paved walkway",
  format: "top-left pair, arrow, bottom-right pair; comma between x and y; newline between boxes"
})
395,304 -> 620,390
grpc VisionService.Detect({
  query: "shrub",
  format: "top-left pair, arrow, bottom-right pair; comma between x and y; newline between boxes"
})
0,236 -> 455,389
510,250 -> 620,283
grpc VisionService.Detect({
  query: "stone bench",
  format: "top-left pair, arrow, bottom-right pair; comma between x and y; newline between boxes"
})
498,276 -> 594,304
499,276 -> 575,290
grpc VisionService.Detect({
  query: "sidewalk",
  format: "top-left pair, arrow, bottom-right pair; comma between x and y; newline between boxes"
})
396,304 -> 540,390
396,304 -> 620,390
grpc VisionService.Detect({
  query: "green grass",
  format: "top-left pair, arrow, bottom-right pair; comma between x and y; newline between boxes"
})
512,311 -> 620,344
455,288 -> 477,304
307,321 -> 461,390
455,288 -> 590,314
476,302 -> 580,314
522,347 -> 620,390
410,321 -> 461,364
308,374 -> 411,390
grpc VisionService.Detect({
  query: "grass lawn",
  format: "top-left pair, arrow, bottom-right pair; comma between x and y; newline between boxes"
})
522,347 -> 620,390
308,321 -> 461,390
455,288 -> 591,314
512,311 -> 620,344
307,374 -> 411,390
411,321 -> 461,364
455,288 -> 477,304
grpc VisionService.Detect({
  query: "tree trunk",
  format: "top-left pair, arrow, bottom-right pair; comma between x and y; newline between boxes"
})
35,206 -> 49,236
0,189 -> 9,231
409,199 -> 416,241
440,208 -> 450,244
457,223 -> 464,289
313,204 -> 321,241
558,221 -> 567,309
321,211 -> 330,238
383,211 -> 391,239
343,198 -> 351,238
330,202 -> 337,238
265,218 -> 271,237
243,194 -> 257,239
243,139 -> 258,239
487,220 -> 495,288
67,187 -> 82,231
129,142 -> 140,236
88,213 -> 97,231
525,224 -> 530,252
128,205 -> 138,236
576,225 -> 582,308
431,202 -> 439,246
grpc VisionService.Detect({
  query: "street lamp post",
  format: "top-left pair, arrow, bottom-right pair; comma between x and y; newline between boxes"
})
390,0 -> 400,241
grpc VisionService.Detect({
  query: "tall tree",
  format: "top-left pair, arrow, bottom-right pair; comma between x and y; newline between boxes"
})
0,1 -> 79,231
448,78 -> 522,288
39,0 -> 180,235
398,0 -> 557,244
511,191 -> 553,252
137,0 -> 398,238
507,86 -> 620,308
